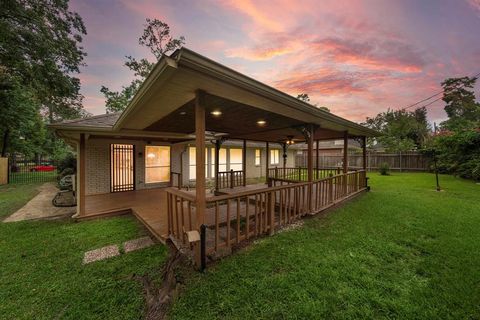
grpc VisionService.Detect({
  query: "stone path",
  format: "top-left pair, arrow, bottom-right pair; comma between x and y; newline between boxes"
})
83,236 -> 155,264
4,183 -> 76,222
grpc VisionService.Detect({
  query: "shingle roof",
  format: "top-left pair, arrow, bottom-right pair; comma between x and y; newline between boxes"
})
54,113 -> 121,128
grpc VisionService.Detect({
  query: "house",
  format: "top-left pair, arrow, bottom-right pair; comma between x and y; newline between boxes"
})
51,48 -> 377,265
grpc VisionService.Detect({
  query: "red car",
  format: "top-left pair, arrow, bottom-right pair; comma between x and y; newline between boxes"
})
30,165 -> 56,172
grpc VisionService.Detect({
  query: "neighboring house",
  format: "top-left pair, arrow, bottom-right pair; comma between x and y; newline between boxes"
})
51,48 -> 377,264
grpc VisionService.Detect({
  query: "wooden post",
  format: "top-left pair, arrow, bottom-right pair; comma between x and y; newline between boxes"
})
265,142 -> 270,186
268,191 -> 275,235
195,90 -> 206,228
343,131 -> 348,196
343,131 -> 348,173
362,136 -> 367,171
214,140 -> 220,193
316,139 -> 319,179
242,139 -> 247,186
307,125 -> 314,212
79,133 -> 86,217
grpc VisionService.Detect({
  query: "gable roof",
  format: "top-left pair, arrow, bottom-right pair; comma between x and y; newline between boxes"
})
51,47 -> 379,140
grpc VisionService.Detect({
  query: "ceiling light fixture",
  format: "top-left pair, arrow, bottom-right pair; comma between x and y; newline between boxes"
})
286,135 -> 295,145
179,111 -> 187,115
256,120 -> 267,126
210,110 -> 222,117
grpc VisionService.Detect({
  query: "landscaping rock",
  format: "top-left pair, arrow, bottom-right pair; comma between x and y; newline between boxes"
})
83,245 -> 120,264
123,236 -> 155,253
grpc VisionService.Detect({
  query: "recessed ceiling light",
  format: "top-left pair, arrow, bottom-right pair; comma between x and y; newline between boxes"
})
256,120 -> 267,126
211,110 -> 222,117
179,111 -> 187,115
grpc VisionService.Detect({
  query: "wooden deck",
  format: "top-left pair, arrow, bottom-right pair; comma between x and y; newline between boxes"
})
83,188 -> 170,242
81,185 -> 266,242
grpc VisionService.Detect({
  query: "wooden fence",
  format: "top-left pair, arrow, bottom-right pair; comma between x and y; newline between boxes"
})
295,152 -> 430,172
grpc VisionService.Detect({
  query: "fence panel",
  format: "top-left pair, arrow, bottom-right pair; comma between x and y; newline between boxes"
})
8,156 -> 58,184
295,152 -> 430,172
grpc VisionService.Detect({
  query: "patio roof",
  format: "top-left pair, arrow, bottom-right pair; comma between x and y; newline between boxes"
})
51,47 -> 378,142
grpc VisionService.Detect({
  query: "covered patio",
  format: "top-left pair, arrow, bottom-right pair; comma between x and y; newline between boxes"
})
52,48 -> 377,265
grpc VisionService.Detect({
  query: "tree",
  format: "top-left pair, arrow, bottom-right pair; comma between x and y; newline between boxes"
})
0,0 -> 88,156
296,93 -> 330,112
440,76 -> 480,131
101,19 -> 185,113
363,107 -> 430,152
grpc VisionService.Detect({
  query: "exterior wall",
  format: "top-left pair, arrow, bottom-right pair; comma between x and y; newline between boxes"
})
85,138 -> 179,195
183,143 -> 297,183
84,138 -> 299,195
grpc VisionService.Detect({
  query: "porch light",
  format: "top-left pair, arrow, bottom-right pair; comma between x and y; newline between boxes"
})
210,110 -> 222,117
256,120 -> 267,126
179,111 -> 187,115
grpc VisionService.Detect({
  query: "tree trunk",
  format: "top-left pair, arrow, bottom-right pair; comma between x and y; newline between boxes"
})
1,129 -> 9,157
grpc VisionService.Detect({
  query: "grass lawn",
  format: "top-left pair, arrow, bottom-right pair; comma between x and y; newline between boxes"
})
170,173 -> 480,319
0,183 -> 167,319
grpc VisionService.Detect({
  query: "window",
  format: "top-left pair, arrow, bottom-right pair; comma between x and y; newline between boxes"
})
229,149 -> 243,171
210,148 -> 215,178
210,147 -> 227,176
270,149 -> 280,165
189,147 -> 208,180
255,149 -> 261,166
145,146 -> 170,183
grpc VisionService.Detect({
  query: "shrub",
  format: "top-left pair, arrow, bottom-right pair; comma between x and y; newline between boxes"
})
434,130 -> 480,180
379,162 -> 390,175
57,153 -> 76,180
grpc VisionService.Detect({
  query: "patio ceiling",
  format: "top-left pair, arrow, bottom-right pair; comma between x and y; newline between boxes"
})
145,93 -> 356,143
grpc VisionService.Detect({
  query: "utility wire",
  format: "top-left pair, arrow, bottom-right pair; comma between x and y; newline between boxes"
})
400,71 -> 480,111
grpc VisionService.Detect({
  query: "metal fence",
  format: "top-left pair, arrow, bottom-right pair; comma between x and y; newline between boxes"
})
8,156 -> 58,184
295,152 -> 430,172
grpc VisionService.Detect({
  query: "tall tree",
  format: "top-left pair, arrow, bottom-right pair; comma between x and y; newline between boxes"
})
296,93 -> 330,112
363,107 -> 430,152
440,76 -> 480,131
101,19 -> 185,113
0,0 -> 87,155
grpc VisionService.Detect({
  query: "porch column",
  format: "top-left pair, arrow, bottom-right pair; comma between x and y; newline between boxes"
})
214,139 -> 220,194
343,131 -> 348,173
307,127 -> 314,182
362,136 -> 367,171
316,139 -> 319,178
265,141 -> 270,186
307,125 -> 314,212
242,139 -> 247,186
343,131 -> 348,196
195,90 -> 206,227
79,133 -> 86,217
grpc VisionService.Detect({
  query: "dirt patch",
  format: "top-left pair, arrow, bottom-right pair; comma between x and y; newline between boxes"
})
134,241 -> 194,320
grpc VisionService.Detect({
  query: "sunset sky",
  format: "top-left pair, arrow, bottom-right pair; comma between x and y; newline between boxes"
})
71,0 -> 480,123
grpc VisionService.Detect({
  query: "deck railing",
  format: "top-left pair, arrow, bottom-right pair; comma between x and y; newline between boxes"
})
166,170 -> 367,257
267,167 -> 342,181
217,170 -> 244,189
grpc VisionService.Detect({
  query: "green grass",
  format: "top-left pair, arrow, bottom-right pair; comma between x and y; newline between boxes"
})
0,183 -> 168,319
170,173 -> 480,319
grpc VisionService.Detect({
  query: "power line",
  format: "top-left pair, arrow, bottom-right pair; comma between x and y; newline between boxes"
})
400,71 -> 480,111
